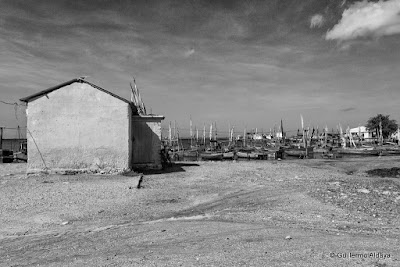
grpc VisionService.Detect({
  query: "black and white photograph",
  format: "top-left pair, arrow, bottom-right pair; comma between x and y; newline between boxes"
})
1,0 -> 400,266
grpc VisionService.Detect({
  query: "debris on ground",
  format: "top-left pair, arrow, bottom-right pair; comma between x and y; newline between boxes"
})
367,167 -> 400,178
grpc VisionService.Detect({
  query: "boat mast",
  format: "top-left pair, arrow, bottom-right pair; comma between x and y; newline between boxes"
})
324,125 -> 328,147
174,121 -> 177,149
228,122 -> 231,145
190,116 -> 193,148
168,122 -> 172,146
209,123 -> 212,141
339,124 -> 345,148
243,127 -> 246,147
214,122 -> 217,141
300,115 -> 305,149
348,126 -> 356,148
203,123 -> 206,145
176,122 -> 180,152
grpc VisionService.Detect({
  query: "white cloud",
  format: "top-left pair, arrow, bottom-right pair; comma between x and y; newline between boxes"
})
184,48 -> 195,57
310,14 -> 325,28
326,0 -> 400,41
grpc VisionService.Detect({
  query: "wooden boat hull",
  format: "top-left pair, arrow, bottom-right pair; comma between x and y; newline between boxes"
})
248,152 -> 259,159
360,145 -> 375,150
183,151 -> 198,157
338,149 -> 380,156
222,152 -> 234,159
377,150 -> 400,156
255,151 -> 270,159
313,148 -> 330,153
236,151 -> 248,158
200,153 -> 223,160
284,147 -> 313,157
236,151 -> 259,159
370,145 -> 400,155
267,152 -> 278,159
284,150 -> 306,156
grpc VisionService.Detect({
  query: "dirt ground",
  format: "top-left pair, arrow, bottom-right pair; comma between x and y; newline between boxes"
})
1,157 -> 400,266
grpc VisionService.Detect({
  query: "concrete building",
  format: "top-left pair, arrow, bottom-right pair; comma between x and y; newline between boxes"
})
20,78 -> 164,173
391,129 -> 400,140
349,126 -> 375,139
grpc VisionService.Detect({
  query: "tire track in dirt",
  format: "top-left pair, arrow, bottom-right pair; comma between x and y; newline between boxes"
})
155,187 -> 300,220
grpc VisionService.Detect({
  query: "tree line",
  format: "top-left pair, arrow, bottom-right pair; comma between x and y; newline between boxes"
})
366,114 -> 398,139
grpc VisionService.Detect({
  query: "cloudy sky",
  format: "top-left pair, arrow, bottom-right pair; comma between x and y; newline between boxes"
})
1,0 -> 400,137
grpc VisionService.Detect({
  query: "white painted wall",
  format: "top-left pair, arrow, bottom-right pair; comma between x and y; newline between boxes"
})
26,82 -> 130,173
349,126 -> 374,139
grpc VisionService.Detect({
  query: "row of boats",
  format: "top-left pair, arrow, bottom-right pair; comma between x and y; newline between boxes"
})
169,147 -> 281,161
168,143 -> 400,161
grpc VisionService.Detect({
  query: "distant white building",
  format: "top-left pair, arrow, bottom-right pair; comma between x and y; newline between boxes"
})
391,129 -> 400,140
349,126 -> 375,139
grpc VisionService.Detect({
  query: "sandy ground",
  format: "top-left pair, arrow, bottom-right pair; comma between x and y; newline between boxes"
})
1,157 -> 400,266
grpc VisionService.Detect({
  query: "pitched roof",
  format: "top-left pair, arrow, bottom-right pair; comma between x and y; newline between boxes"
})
19,78 -> 136,113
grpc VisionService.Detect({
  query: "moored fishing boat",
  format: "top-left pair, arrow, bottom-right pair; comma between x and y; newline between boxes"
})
182,149 -> 199,161
222,151 -> 234,159
200,152 -> 223,160
183,149 -> 199,157
313,147 -> 330,153
248,152 -> 259,159
337,148 -> 380,156
236,151 -> 260,159
255,150 -> 269,159
284,147 -> 313,158
360,145 -> 375,150
378,150 -> 400,156
378,144 -> 400,153
284,149 -> 306,157
236,151 -> 249,158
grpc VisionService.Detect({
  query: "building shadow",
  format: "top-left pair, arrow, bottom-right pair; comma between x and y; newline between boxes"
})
137,162 -> 200,175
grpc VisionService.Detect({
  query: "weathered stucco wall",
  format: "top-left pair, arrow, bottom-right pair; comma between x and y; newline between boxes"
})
26,82 -> 130,173
131,115 -> 164,170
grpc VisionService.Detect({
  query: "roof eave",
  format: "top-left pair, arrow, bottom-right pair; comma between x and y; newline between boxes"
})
19,78 -> 81,103
19,78 -> 139,114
